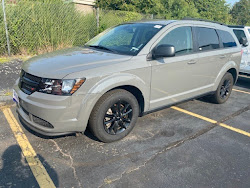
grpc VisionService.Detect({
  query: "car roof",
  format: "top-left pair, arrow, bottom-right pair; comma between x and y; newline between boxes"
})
130,20 -> 176,25
228,25 -> 245,28
130,19 -> 228,28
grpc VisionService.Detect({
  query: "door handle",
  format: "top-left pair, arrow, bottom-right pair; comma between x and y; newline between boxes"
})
187,60 -> 196,65
220,55 -> 226,59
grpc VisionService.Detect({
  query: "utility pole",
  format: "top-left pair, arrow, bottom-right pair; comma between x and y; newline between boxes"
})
2,0 -> 11,56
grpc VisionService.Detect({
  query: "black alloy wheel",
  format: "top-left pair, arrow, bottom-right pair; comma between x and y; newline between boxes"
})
89,89 -> 139,142
220,79 -> 231,99
103,100 -> 133,135
209,72 -> 234,104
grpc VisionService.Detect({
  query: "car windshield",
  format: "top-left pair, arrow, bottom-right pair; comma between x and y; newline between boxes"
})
85,23 -> 164,56
248,29 -> 250,34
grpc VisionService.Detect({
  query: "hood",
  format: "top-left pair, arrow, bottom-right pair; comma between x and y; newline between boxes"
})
22,47 -> 132,79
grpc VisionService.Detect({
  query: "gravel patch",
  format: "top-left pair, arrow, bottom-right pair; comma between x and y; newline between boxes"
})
0,60 -> 22,103
0,60 -> 22,90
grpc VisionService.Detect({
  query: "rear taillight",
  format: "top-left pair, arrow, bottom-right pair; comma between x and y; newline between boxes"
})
241,49 -> 243,55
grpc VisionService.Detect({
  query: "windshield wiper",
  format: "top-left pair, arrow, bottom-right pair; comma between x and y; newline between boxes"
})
88,45 -> 117,53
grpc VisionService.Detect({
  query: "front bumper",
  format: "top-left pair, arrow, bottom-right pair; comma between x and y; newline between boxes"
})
14,84 -> 87,136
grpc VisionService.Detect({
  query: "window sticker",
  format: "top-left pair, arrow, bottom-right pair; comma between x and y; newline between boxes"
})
154,25 -> 162,29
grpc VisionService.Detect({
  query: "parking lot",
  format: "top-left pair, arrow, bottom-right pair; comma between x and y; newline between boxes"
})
0,76 -> 249,188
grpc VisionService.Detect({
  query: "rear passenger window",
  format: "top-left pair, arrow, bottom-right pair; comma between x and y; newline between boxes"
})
217,30 -> 237,48
196,27 -> 220,51
157,27 -> 193,56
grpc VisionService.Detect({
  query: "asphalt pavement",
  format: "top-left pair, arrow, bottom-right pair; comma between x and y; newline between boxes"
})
0,69 -> 249,187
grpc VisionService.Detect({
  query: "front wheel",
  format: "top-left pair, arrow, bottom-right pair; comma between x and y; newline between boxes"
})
210,72 -> 234,104
89,89 -> 139,142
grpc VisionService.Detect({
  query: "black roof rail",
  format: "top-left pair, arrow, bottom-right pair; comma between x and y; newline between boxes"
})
227,25 -> 245,28
182,17 -> 225,26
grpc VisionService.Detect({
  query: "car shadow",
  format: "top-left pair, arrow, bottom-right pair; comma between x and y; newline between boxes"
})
236,76 -> 250,90
83,128 -> 99,142
0,145 -> 59,187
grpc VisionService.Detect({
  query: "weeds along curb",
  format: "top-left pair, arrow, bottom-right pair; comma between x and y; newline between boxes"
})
0,95 -> 13,106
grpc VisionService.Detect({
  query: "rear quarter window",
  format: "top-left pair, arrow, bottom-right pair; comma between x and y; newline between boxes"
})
217,30 -> 237,48
195,27 -> 220,51
233,29 -> 247,42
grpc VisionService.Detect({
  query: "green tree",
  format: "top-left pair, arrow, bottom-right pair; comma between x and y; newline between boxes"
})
162,0 -> 199,19
96,0 -> 165,14
96,0 -> 234,23
96,0 -> 199,18
231,0 -> 250,25
193,0 -> 231,23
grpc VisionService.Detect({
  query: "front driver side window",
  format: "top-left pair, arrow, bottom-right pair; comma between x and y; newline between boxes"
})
157,27 -> 193,56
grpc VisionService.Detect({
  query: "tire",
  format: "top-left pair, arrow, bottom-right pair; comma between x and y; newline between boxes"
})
210,72 -> 234,104
89,89 -> 140,143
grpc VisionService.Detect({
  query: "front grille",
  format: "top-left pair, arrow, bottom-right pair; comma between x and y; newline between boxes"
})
32,115 -> 54,128
19,70 -> 42,95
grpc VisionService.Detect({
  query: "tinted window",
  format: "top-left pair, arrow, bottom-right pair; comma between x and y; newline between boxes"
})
248,29 -> 250,35
233,29 -> 247,42
196,27 -> 220,51
157,27 -> 193,55
217,30 -> 237,48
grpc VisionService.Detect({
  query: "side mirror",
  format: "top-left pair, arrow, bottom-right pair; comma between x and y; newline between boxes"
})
152,44 -> 175,59
239,37 -> 248,47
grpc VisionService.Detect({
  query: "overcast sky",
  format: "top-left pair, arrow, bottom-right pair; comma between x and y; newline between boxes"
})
226,0 -> 240,5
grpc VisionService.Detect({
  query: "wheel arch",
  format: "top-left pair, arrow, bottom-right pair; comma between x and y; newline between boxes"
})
109,85 -> 145,116
76,74 -> 149,132
227,68 -> 238,84
213,62 -> 239,91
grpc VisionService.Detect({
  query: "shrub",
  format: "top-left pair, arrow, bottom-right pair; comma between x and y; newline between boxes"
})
99,10 -> 143,32
0,1 -> 97,55
0,1 -> 145,56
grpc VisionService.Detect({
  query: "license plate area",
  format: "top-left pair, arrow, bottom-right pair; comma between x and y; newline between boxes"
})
13,89 -> 19,105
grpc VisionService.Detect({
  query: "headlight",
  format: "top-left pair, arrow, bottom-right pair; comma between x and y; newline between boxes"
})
62,80 -> 76,93
39,78 -> 85,95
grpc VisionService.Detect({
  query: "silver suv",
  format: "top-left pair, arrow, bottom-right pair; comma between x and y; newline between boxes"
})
13,20 -> 242,142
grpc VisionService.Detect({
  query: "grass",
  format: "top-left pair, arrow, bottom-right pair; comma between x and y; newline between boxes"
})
0,1 -> 97,56
0,57 -> 10,64
0,55 -> 31,63
0,1 -> 145,57
0,89 -> 12,97
4,91 -> 12,97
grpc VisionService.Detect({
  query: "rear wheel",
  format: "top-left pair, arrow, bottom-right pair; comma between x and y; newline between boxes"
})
210,72 -> 234,104
89,89 -> 139,142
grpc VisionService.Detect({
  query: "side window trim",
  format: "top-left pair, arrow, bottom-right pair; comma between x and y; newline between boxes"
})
192,28 -> 198,53
192,26 -> 199,53
216,29 -> 224,49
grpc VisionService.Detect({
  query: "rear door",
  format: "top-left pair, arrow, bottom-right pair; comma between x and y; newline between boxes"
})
192,27 -> 224,84
216,29 -> 238,69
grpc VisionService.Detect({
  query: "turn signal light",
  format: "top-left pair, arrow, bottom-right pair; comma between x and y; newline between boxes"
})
70,79 -> 86,94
